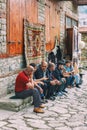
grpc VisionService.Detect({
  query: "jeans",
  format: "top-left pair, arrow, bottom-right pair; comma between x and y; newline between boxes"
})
41,83 -> 48,97
46,85 -> 55,98
15,88 -> 42,108
66,75 -> 75,86
74,74 -> 80,84
57,82 -> 65,92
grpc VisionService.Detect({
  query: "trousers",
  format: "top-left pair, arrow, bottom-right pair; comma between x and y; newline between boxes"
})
15,88 -> 42,108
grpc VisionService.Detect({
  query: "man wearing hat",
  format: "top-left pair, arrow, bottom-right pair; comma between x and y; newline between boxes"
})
53,61 -> 67,96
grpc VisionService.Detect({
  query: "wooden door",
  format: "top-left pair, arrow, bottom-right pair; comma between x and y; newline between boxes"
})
9,0 -> 26,55
25,0 -> 38,23
45,1 -> 60,51
18,0 -> 25,54
66,28 -> 73,59
7,0 -> 20,55
7,0 -> 38,56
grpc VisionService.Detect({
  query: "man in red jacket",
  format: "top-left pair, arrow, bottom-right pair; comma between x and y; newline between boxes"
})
15,66 -> 45,113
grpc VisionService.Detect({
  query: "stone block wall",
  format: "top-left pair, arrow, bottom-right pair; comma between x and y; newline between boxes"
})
81,33 -> 87,61
0,56 -> 25,76
0,56 -> 26,97
38,0 -> 45,24
57,1 -> 78,52
0,0 -> 6,53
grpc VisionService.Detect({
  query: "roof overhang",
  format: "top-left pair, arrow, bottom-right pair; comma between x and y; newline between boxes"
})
56,0 -> 87,5
79,27 -> 87,33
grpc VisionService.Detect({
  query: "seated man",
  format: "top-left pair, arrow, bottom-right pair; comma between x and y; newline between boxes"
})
63,60 -> 75,88
53,61 -> 67,96
30,63 -> 47,102
34,61 -> 51,99
73,60 -> 80,88
15,66 -> 45,113
47,62 -> 57,100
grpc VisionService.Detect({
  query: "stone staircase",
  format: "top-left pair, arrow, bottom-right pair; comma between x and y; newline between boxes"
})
0,93 -> 32,112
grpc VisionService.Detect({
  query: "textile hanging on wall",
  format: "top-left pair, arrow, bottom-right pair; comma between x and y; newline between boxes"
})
24,19 -> 45,66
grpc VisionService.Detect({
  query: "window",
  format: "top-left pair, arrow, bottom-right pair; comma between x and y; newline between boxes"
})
83,21 -> 87,25
66,17 -> 72,28
66,16 -> 78,29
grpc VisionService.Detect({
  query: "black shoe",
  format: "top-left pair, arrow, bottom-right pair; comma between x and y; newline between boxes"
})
63,90 -> 68,93
41,99 -> 48,104
49,96 -> 55,101
44,99 -> 48,103
53,93 -> 58,97
76,84 -> 80,88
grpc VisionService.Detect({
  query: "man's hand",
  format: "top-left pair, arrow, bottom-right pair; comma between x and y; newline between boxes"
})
62,78 -> 66,83
39,81 -> 44,85
26,82 -> 34,89
50,80 -> 56,85
42,77 -> 48,81
55,80 -> 62,85
39,87 -> 43,94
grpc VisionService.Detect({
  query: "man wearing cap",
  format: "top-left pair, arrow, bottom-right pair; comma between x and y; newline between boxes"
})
53,61 -> 67,96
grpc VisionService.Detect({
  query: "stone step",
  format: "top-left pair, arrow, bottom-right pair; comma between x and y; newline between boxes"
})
0,93 -> 32,112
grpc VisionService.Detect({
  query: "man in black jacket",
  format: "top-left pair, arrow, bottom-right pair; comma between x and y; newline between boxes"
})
53,61 -> 67,96
47,62 -> 56,100
35,61 -> 48,98
35,61 -> 55,100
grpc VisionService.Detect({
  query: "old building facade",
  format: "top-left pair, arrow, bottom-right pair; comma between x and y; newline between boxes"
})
0,0 -> 78,97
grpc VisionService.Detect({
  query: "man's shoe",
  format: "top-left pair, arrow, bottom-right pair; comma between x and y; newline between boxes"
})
63,90 -> 68,93
41,99 -> 48,104
44,99 -> 48,103
53,92 -> 57,97
33,108 -> 44,113
76,84 -> 80,88
39,104 -> 45,108
57,92 -> 63,96
49,96 -> 55,101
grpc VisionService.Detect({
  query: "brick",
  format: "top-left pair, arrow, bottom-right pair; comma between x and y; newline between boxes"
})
2,24 -> 6,31
1,30 -> 6,35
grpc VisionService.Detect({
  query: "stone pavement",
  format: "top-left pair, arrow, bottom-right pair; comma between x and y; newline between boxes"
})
0,71 -> 87,130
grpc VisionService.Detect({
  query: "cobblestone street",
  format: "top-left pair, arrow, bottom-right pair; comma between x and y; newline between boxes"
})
0,71 -> 87,130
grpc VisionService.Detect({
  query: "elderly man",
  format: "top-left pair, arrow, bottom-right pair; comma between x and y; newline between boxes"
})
34,61 -> 48,98
15,66 -> 45,113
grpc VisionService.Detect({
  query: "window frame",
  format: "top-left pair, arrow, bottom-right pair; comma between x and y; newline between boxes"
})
65,13 -> 78,29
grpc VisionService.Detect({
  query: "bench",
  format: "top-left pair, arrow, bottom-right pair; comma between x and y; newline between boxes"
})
0,93 -> 32,112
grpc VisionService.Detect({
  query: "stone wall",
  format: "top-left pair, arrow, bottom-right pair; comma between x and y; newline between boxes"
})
0,0 -> 6,53
0,56 -> 26,97
81,33 -> 87,61
57,1 -> 78,53
38,0 -> 45,24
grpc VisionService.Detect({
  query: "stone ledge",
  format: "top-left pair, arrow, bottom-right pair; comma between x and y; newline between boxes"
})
0,93 -> 32,112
